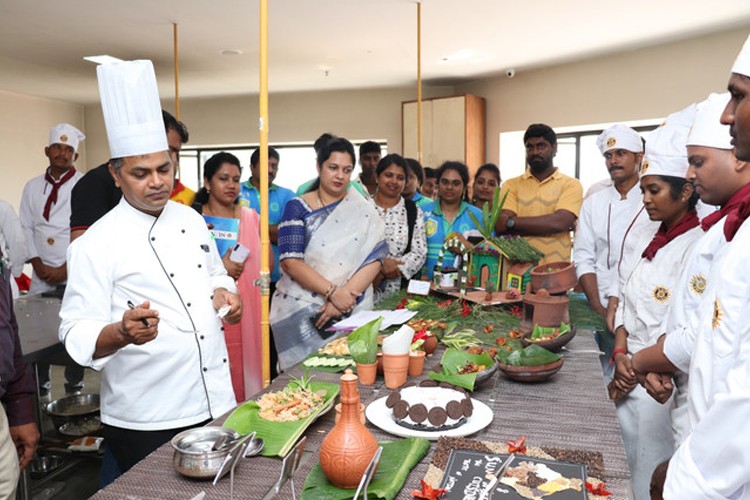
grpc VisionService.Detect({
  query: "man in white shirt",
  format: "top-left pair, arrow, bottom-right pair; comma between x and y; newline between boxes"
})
574,125 -> 654,321
59,60 -> 241,477
20,123 -> 85,396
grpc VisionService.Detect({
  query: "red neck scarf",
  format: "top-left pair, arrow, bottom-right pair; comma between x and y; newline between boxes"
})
641,210 -> 699,261
700,182 -> 750,241
43,168 -> 76,221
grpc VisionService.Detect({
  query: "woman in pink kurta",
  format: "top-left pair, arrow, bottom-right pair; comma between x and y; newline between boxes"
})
194,152 -> 264,402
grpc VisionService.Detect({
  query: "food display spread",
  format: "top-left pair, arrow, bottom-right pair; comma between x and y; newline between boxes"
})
385,380 -> 473,431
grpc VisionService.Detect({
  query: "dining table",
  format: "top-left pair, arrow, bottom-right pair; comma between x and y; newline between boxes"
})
92,326 -> 633,499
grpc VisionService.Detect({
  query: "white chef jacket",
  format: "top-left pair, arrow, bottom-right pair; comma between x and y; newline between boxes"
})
660,219 -> 727,445
613,224 -> 701,500
59,199 -> 237,431
0,200 -> 28,300
19,170 -> 82,295
574,183 -> 658,305
664,218 -> 750,499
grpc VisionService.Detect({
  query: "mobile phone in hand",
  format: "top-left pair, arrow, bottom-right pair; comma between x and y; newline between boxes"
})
229,243 -> 250,263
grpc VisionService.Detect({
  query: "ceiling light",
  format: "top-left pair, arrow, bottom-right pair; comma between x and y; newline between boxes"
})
83,55 -> 124,64
220,49 -> 243,56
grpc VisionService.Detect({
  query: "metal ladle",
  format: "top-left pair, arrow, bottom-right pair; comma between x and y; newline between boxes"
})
243,437 -> 264,457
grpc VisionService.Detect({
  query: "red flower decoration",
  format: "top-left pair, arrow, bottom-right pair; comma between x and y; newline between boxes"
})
461,301 -> 471,317
585,481 -> 612,496
396,297 -> 409,310
413,329 -> 429,342
411,479 -> 446,499
437,299 -> 453,308
508,305 -> 523,318
506,436 -> 527,454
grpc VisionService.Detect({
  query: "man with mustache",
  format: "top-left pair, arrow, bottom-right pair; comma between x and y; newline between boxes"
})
574,125 -> 655,325
495,123 -> 583,264
59,60 -> 240,480
19,123 -> 86,398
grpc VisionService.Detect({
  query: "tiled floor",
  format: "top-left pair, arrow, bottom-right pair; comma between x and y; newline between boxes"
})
21,365 -> 102,500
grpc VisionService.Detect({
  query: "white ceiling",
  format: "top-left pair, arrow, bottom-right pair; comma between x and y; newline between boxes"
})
2,0 -> 750,105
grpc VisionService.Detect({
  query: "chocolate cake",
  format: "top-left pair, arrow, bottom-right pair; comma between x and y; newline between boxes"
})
385,380 -> 472,431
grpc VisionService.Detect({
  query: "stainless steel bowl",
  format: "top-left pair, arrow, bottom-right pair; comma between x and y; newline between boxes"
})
171,426 -> 240,479
29,455 -> 65,479
44,393 -> 100,429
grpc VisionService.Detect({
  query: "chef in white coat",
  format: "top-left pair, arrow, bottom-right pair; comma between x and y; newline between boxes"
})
656,34 -> 750,499
59,60 -> 240,476
610,104 -> 703,500
575,125 -> 655,321
19,123 -> 84,296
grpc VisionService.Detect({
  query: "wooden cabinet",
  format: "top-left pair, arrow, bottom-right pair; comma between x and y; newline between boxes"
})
402,94 -> 485,171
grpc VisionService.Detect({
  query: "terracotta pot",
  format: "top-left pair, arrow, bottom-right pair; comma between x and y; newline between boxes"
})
356,362 -> 377,385
408,350 -> 426,377
382,353 -> 409,389
376,351 -> 384,375
319,370 -> 379,489
519,293 -> 570,334
335,402 -> 365,424
530,261 -> 577,294
422,335 -> 438,355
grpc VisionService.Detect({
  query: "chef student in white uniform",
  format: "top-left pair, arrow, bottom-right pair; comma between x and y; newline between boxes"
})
636,34 -> 750,499
610,104 -> 704,500
20,123 -> 84,296
59,60 -> 241,477
20,123 -> 86,397
629,93 -> 737,452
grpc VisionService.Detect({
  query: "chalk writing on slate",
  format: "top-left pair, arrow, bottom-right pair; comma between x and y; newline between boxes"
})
438,449 -> 588,500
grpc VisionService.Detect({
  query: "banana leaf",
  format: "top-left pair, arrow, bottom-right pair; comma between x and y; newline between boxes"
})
501,344 -> 561,367
531,321 -> 571,339
427,348 -> 495,391
300,438 -> 431,500
348,317 -> 383,364
223,381 -> 339,457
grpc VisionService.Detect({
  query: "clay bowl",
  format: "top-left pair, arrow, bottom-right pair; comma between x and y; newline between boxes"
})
521,326 -> 576,353
498,358 -> 564,383
529,261 -> 577,294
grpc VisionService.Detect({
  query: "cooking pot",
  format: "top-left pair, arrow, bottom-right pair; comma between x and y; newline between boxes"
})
44,393 -> 100,429
171,426 -> 240,479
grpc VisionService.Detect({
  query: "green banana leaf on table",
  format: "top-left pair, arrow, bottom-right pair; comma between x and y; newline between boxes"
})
428,348 -> 495,391
301,438 -> 431,499
223,381 -> 340,457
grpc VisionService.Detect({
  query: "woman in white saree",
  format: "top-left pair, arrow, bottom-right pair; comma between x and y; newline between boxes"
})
270,137 -> 388,370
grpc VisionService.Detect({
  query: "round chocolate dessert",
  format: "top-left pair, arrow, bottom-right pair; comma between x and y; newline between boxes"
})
385,380 -> 472,431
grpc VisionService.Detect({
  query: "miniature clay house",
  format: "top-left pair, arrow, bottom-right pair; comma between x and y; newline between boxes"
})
435,232 -> 542,295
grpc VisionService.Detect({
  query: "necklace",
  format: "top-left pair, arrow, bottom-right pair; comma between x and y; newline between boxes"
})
316,190 -> 326,209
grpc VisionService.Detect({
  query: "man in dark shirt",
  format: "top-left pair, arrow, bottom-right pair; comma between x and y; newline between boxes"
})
0,248 -> 38,497
69,110 -> 188,240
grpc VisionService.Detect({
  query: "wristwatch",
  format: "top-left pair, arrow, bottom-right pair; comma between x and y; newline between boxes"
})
506,216 -> 516,230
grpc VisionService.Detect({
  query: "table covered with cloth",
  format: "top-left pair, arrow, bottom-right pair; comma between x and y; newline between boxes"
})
92,327 -> 631,499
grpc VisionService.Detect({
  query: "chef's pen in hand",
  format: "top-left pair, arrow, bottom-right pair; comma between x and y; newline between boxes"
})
127,300 -> 152,328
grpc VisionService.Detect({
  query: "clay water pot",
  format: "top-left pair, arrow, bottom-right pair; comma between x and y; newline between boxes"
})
422,335 -> 438,355
319,369 -> 379,489
408,350 -> 426,377
356,362 -> 377,385
382,353 -> 410,389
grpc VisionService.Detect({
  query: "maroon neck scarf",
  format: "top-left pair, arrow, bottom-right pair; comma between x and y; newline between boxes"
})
641,210 -> 700,261
43,167 -> 76,221
700,182 -> 750,242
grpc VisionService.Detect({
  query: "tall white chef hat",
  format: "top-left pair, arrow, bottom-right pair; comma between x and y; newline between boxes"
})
97,60 -> 167,159
596,124 -> 643,154
687,93 -> 732,150
48,123 -> 85,153
640,103 -> 697,179
731,34 -> 750,77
